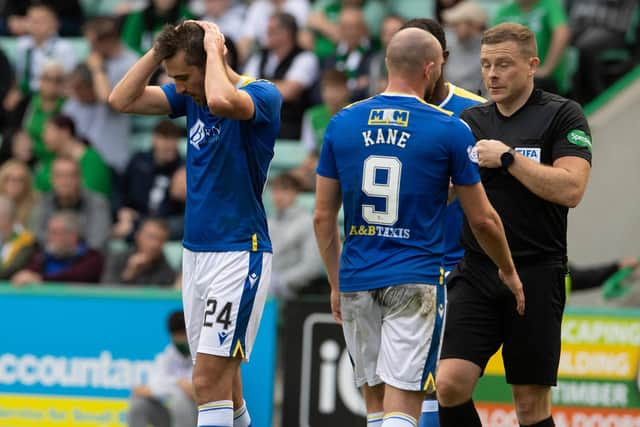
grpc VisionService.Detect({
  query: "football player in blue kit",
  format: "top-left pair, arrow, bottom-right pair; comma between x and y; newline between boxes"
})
314,27 -> 524,427
109,21 -> 281,427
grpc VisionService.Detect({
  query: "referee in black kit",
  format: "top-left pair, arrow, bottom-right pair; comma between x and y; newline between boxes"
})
436,23 -> 592,427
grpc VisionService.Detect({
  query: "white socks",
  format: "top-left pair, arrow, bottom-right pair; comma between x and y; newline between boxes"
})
197,400 -> 234,427
382,412 -> 418,427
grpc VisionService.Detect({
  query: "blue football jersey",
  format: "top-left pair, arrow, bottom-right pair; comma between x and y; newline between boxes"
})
439,83 -> 486,271
317,93 -> 480,292
161,77 -> 281,253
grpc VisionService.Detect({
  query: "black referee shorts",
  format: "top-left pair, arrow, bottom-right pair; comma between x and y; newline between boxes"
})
441,255 -> 566,386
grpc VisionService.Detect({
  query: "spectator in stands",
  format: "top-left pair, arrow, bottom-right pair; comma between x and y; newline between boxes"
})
0,0 -> 84,37
3,3 -> 77,129
301,0 -> 387,61
63,62 -> 132,175
31,156 -> 111,250
295,69 -> 349,191
0,160 -> 38,227
0,47 -> 14,130
244,12 -> 319,139
200,0 -> 246,43
11,210 -> 104,286
0,196 -> 36,280
570,257 -> 640,292
102,218 -> 175,286
121,0 -> 194,55
0,129 -> 36,168
114,121 -> 185,241
81,16 -> 139,173
127,310 -> 196,427
367,14 -> 405,96
268,172 -> 322,299
238,0 -> 310,61
568,0 -> 637,104
35,114 -> 112,196
22,61 -> 66,165
493,0 -> 571,94
323,6 -> 375,101
442,1 -> 487,95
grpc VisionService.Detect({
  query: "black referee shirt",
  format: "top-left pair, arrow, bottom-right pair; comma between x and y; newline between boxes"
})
460,89 -> 592,262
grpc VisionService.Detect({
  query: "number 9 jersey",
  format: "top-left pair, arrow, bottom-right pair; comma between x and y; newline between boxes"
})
317,93 -> 481,292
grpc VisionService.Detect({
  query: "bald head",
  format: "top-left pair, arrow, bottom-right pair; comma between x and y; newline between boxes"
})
386,28 -> 442,77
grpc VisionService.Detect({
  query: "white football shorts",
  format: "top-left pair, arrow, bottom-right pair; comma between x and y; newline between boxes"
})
340,283 -> 446,391
181,249 -> 272,362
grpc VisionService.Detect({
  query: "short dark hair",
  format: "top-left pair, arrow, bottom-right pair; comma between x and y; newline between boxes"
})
141,217 -> 171,236
482,23 -> 537,58
70,63 -> 94,87
154,22 -> 207,69
271,12 -> 298,38
83,16 -> 120,40
321,69 -> 348,87
153,120 -> 184,139
49,114 -> 76,137
270,172 -> 302,192
401,18 -> 447,51
168,310 -> 186,334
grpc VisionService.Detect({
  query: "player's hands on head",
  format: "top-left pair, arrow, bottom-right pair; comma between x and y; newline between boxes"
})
330,289 -> 342,324
185,20 -> 227,55
476,139 -> 510,168
499,268 -> 525,316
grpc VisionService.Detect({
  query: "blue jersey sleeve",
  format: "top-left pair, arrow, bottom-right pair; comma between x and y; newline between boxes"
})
449,119 -> 481,186
316,117 -> 338,179
160,83 -> 187,118
241,80 -> 282,125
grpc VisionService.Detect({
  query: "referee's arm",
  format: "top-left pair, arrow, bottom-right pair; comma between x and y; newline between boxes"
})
476,140 -> 591,208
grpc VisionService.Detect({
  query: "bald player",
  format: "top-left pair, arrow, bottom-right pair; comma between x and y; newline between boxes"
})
314,28 -> 523,427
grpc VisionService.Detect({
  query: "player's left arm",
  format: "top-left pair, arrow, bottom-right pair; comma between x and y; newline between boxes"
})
476,102 -> 592,208
199,21 -> 256,120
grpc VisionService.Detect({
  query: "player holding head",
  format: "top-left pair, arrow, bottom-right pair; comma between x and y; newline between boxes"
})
314,27 -> 523,427
436,23 -> 592,427
109,20 -> 282,427
400,17 -> 487,427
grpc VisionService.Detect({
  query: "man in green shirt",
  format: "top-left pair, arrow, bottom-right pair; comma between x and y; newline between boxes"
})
35,114 -> 112,197
493,0 -> 571,94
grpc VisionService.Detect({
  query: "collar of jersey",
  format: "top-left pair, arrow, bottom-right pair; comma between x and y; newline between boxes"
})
438,82 -> 455,108
380,92 -> 423,101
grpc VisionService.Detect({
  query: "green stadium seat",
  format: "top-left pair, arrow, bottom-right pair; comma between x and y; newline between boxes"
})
270,140 -> 307,175
68,38 -> 90,61
0,37 -> 17,64
296,192 -> 315,212
389,0 -> 435,20
163,241 -> 183,271
108,238 -> 130,254
131,115 -> 162,133
130,132 -> 152,152
0,36 -> 89,65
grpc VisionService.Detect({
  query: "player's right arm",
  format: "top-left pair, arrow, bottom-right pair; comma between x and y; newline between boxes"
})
108,49 -> 171,115
313,175 -> 342,323
456,183 -> 525,315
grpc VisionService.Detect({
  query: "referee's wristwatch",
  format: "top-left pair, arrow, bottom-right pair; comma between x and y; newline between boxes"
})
500,147 -> 516,171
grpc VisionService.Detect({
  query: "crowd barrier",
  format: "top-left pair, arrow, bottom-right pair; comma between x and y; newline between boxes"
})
0,284 -> 278,427
283,299 -> 640,427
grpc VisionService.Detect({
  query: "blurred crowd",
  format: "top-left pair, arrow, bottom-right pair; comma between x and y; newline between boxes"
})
0,0 -> 638,296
